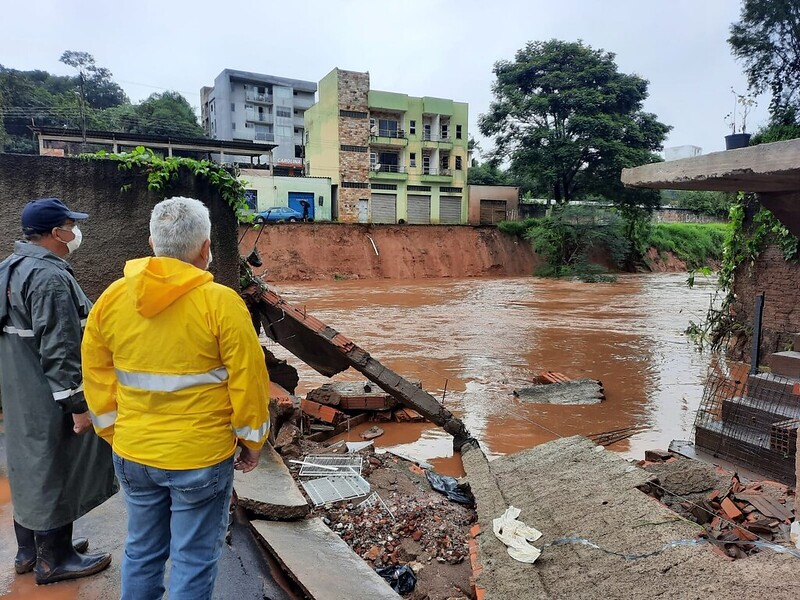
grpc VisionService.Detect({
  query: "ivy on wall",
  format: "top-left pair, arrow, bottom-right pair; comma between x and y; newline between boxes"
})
81,146 -> 251,219
686,193 -> 798,353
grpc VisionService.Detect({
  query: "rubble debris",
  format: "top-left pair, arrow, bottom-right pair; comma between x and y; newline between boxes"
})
308,381 -> 398,411
375,564 -> 417,594
251,518 -> 401,600
638,452 -> 797,559
242,284 -> 474,450
426,471 -> 475,507
233,444 -> 310,521
306,414 -> 370,443
263,347 -> 299,394
301,399 -> 346,425
531,371 -> 571,384
644,449 -> 673,462
513,378 -> 605,405
362,426 -> 385,440
587,425 -> 648,447
394,408 -> 425,422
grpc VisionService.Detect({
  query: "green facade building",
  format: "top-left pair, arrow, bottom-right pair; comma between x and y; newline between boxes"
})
304,68 -> 469,224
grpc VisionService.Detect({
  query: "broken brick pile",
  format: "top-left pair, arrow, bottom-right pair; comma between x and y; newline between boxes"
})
288,442 -> 476,598
302,381 -> 425,433
638,450 -> 796,560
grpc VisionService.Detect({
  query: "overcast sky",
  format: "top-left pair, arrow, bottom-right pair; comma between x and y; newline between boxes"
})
2,0 -> 768,156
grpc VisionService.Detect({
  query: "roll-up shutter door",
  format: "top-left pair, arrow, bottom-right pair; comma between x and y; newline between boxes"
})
407,195 -> 431,224
370,194 -> 396,224
439,196 -> 462,224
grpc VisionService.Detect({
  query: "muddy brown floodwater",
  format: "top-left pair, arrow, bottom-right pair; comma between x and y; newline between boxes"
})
267,273 -> 716,477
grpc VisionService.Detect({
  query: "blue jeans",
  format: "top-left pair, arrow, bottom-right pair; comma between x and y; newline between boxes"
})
113,453 -> 234,600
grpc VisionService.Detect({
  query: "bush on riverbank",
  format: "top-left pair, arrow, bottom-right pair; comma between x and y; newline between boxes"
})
498,214 -> 728,276
647,223 -> 728,269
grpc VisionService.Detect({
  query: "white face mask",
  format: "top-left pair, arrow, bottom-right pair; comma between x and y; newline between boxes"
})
57,225 -> 83,255
207,249 -> 213,270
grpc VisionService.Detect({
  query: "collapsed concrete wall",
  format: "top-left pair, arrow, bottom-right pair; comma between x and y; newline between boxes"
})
0,154 -> 239,300
731,243 -> 800,364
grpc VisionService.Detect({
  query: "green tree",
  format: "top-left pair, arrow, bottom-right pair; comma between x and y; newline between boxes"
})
467,161 -> 512,186
669,190 -> 734,218
749,105 -> 800,143
130,91 -> 204,137
729,0 -> 800,113
479,40 -> 671,204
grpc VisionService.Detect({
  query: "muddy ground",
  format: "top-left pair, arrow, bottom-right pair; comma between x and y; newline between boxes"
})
291,439 -> 477,600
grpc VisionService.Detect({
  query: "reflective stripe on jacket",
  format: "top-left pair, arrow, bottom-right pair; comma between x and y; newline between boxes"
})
82,256 -> 270,470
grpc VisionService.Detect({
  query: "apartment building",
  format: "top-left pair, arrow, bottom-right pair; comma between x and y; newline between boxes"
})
201,69 -> 316,168
304,68 -> 469,224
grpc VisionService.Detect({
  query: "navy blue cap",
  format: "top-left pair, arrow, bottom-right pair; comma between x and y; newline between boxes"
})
21,198 -> 89,234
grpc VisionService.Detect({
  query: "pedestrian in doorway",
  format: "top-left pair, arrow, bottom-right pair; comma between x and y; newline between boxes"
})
0,198 -> 116,585
300,198 -> 310,221
83,196 -> 270,600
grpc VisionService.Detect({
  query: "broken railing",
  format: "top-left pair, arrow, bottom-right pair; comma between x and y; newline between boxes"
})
240,272 -> 475,451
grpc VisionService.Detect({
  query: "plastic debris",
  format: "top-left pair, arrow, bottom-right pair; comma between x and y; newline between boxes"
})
347,441 -> 374,453
791,521 -> 800,550
493,506 -> 542,564
425,470 -> 475,506
375,565 -> 417,594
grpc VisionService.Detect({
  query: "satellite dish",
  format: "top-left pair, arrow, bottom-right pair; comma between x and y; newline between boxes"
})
374,163 -> 381,171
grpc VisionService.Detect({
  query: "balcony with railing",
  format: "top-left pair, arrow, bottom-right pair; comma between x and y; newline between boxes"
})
246,112 -> 273,124
422,131 -> 453,147
254,132 -> 275,143
245,91 -> 273,104
421,167 -> 452,180
369,128 -> 407,147
369,163 -> 408,179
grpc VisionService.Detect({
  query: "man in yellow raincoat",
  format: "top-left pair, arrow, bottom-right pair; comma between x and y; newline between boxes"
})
82,196 -> 270,600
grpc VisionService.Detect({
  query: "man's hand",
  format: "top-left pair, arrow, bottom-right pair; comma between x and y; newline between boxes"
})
72,412 -> 92,435
234,443 -> 260,473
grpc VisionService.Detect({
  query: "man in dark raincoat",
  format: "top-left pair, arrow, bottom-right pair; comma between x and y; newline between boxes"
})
0,198 -> 116,585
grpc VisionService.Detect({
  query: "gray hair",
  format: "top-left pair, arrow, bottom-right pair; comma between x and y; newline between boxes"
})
150,197 -> 211,261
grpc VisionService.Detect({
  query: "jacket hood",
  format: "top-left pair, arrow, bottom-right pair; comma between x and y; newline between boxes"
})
1,241 -> 68,327
124,257 -> 213,318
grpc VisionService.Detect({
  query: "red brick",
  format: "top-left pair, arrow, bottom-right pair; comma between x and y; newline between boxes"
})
300,399 -> 344,425
721,497 -> 743,521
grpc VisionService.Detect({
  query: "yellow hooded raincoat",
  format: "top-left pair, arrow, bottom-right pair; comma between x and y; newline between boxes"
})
82,257 -> 270,470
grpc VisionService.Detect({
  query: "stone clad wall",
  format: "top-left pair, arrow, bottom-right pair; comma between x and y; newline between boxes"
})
0,154 -> 240,300
731,244 -> 800,364
336,70 -> 370,222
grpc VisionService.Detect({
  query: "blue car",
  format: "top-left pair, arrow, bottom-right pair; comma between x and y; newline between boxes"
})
253,206 -> 305,224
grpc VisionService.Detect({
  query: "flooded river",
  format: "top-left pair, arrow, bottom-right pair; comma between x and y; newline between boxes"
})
268,273 -> 716,476
0,272 -> 715,598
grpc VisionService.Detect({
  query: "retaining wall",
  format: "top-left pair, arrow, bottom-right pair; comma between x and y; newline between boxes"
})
0,154 -> 240,300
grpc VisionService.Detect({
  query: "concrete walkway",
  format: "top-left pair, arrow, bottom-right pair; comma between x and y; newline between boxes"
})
463,436 -> 799,600
0,434 -> 300,600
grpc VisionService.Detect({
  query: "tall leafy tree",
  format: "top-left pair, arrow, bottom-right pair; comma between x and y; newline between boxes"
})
729,0 -> 800,113
131,91 -> 204,137
479,40 -> 670,204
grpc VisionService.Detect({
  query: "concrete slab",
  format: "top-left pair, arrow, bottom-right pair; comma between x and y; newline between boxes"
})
465,436 -> 800,600
251,518 -> 401,600
621,138 -> 800,193
234,443 -> 310,520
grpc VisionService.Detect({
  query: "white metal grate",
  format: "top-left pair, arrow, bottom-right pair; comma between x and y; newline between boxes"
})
298,455 -> 363,478
301,475 -> 371,506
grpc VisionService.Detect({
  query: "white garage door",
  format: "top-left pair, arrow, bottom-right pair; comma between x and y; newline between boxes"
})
439,196 -> 462,224
370,194 -> 396,224
407,195 -> 431,224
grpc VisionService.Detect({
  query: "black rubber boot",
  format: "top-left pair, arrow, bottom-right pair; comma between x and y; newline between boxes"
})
33,523 -> 111,585
14,520 -> 89,574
